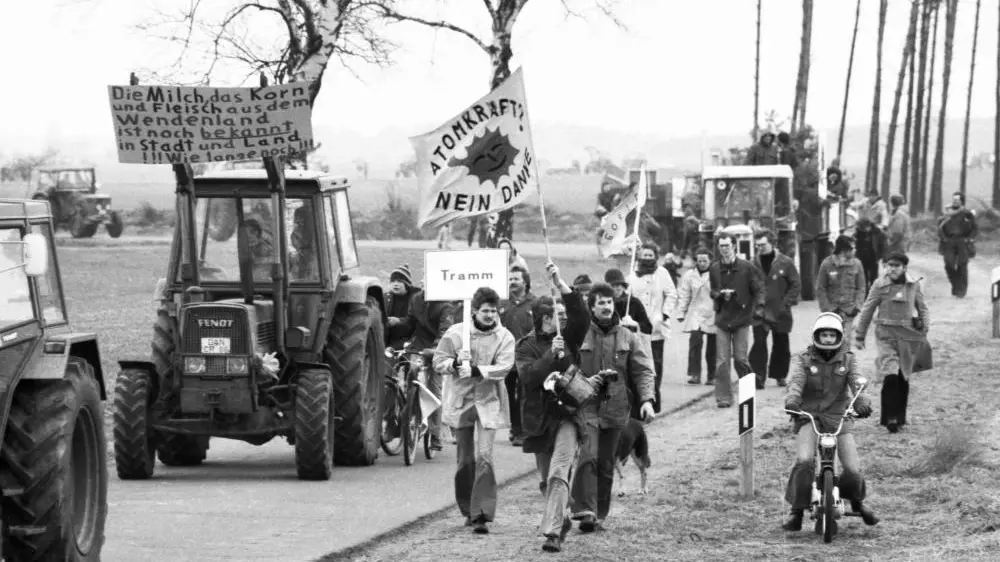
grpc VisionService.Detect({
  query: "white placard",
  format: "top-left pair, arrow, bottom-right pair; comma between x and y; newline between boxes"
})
991,266 -> 1000,285
423,249 -> 510,302
738,373 -> 756,404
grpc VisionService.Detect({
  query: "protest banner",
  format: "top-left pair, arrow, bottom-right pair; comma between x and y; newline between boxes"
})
409,68 -> 538,229
107,83 -> 315,165
597,164 -> 648,259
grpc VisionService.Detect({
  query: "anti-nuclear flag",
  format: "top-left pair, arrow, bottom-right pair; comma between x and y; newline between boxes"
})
596,165 -> 648,258
410,68 -> 537,229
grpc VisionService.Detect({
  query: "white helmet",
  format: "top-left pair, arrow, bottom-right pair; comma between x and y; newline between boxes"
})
811,312 -> 844,350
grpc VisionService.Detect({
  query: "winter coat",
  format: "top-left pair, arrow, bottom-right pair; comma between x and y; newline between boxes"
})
854,226 -> 886,266
385,286 -> 419,349
514,290 -> 589,454
709,257 -> 765,332
785,346 -> 871,433
613,296 -> 652,336
886,207 -> 912,254
744,142 -> 779,166
500,292 -> 536,341
433,321 -> 516,430
628,268 -> 678,341
938,206 -> 979,265
861,198 -> 890,230
854,272 -> 930,378
751,251 -> 801,333
676,267 -> 716,334
575,318 -> 656,429
407,291 -> 456,352
816,255 -> 866,317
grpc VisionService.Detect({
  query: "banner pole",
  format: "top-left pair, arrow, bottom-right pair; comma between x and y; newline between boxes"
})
624,166 -> 647,318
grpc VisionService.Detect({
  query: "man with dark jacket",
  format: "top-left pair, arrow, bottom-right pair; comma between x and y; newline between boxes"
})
938,191 -> 979,298
406,287 -> 457,450
749,230 -> 801,389
515,261 -> 589,552
853,217 -> 886,295
570,282 -> 655,533
500,265 -> 536,446
744,131 -> 778,166
384,264 -> 419,350
709,233 -> 765,408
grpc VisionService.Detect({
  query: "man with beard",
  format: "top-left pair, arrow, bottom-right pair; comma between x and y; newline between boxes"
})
500,266 -> 536,446
853,218 -> 886,295
938,192 -> 979,298
384,264 -> 419,350
628,243 -> 678,413
749,230 -> 801,389
570,282 -> 655,533
433,287 -> 516,534
515,261 -> 590,552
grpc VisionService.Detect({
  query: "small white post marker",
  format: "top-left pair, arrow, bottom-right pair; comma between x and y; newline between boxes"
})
992,266 -> 1000,338
738,373 -> 756,500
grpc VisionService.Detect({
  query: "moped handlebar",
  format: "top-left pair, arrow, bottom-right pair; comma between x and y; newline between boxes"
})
783,378 -> 869,437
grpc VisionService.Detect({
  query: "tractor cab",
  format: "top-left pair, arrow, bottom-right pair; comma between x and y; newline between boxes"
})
698,165 -> 797,262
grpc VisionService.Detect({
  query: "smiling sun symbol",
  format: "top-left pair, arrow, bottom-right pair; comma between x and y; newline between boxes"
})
447,126 -> 519,187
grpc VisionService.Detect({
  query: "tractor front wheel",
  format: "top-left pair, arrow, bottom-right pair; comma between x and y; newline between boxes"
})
112,368 -> 156,480
106,211 -> 124,238
0,357 -> 108,561
294,369 -> 335,480
327,296 -> 387,466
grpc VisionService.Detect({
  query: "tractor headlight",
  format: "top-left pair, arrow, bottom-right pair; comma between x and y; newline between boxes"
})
819,435 -> 837,449
227,357 -> 249,374
184,356 -> 206,374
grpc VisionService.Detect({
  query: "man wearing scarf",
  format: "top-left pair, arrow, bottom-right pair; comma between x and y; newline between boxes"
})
500,266 -> 536,446
628,243 -> 678,413
384,264 -> 419,350
749,230 -> 801,389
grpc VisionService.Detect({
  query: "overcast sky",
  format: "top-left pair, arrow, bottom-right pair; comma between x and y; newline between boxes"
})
3,0 -> 998,154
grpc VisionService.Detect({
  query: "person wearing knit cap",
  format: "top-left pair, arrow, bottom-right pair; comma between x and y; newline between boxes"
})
604,267 -> 653,421
816,236 -> 866,346
385,264 -> 419,350
573,274 -> 593,299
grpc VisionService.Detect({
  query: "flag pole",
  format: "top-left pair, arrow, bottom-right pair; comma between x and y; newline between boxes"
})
624,164 -> 647,318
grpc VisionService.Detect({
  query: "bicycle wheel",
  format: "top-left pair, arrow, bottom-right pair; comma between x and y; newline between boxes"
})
822,470 -> 835,543
380,383 -> 405,456
401,386 -> 421,466
423,430 -> 438,460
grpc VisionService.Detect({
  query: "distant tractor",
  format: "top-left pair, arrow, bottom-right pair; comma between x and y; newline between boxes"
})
0,198 -> 109,560
112,163 -> 388,481
30,167 -> 124,239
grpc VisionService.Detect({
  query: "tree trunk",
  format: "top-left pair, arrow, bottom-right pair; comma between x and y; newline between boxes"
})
911,0 -> 932,215
791,0 -> 814,135
901,4 -> 918,202
995,0 -> 1000,209
929,0 -> 958,215
917,3 -> 941,214
881,0 -> 920,199
960,0 -> 981,198
837,0 -> 863,164
865,0 -> 889,194
753,0 -> 762,141
489,3 -> 522,245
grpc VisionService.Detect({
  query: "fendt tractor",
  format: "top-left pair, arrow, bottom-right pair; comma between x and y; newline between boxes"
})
112,161 -> 388,481
0,199 -> 108,561
30,167 -> 124,239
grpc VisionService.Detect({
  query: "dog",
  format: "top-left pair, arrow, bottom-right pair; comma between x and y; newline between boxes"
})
613,418 -> 651,497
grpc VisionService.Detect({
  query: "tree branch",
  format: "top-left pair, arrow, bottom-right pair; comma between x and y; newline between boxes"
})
372,2 -> 490,53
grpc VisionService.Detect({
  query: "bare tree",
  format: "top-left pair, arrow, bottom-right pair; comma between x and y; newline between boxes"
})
917,1 -> 942,213
900,2 -> 918,202
865,0 -> 888,194
0,149 -> 60,182
929,0 -> 958,215
790,0 -> 814,135
135,1 -> 393,100
374,0 -> 625,245
753,0 -> 762,141
959,0 -> 982,197
995,0 -> 1000,208
880,0 -> 920,199
836,0 -> 862,164
911,0 -> 934,215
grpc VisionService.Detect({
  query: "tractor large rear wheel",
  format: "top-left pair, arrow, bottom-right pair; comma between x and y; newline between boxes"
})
327,296 -> 387,466
0,358 -> 108,561
294,369 -> 335,480
112,368 -> 156,479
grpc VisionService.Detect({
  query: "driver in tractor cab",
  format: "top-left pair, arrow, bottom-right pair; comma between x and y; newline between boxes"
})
244,218 -> 274,280
289,205 -> 318,280
782,312 -> 879,533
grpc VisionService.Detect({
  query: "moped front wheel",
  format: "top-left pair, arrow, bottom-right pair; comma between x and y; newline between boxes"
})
823,470 -> 836,543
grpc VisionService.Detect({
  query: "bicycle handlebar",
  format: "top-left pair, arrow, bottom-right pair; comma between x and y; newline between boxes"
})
783,380 -> 868,437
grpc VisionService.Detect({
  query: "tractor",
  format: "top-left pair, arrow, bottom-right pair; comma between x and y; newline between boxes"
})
30,167 -> 124,239
112,162 -> 387,481
0,198 -> 109,560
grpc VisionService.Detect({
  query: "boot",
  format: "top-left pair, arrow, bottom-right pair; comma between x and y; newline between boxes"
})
898,375 -> 910,426
542,519 -> 572,553
579,514 -> 597,533
880,375 -> 899,430
687,375 -> 700,385
473,516 -> 489,534
851,501 -> 880,526
782,509 -> 804,531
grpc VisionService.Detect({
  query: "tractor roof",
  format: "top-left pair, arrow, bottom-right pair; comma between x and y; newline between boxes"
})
37,167 -> 95,173
701,165 -> 794,180
194,169 -> 351,193
0,199 -> 52,221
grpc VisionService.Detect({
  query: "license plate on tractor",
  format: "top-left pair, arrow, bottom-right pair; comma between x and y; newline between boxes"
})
201,337 -> 231,354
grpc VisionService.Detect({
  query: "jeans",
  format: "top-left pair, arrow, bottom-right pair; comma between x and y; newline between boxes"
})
534,421 -> 580,536
571,425 -> 622,521
715,326 -> 751,405
860,257 -> 879,295
686,330 -> 716,381
651,339 -> 664,412
505,367 -> 521,437
749,326 -> 791,385
454,407 -> 498,522
785,424 -> 866,509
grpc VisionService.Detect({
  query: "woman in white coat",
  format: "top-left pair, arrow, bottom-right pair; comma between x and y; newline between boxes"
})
675,247 -> 717,385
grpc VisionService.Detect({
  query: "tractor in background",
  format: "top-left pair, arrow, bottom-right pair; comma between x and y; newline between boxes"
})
0,198 -> 108,560
30,167 -> 124,239
112,162 -> 387,481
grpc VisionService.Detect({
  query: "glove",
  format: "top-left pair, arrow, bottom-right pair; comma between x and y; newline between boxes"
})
784,399 -> 802,413
854,402 -> 873,418
912,316 -> 925,332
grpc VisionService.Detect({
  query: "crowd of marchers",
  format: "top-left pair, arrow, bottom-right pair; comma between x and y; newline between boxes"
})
377,179 -> 978,552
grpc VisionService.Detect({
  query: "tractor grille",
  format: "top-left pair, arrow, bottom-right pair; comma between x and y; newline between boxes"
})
256,321 -> 276,352
181,306 -> 251,356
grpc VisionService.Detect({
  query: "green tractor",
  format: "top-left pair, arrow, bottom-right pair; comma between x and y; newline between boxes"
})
112,162 -> 387,481
30,167 -> 124,239
0,199 -> 108,560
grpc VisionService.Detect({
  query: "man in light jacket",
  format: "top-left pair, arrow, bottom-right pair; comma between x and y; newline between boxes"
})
676,246 -> 717,385
434,287 -> 516,534
627,243 -> 678,413
816,235 -> 867,345
886,194 -> 911,254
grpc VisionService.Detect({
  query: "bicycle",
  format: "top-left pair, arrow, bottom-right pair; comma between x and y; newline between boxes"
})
400,348 -> 441,466
380,344 -> 415,456
783,376 -> 869,544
